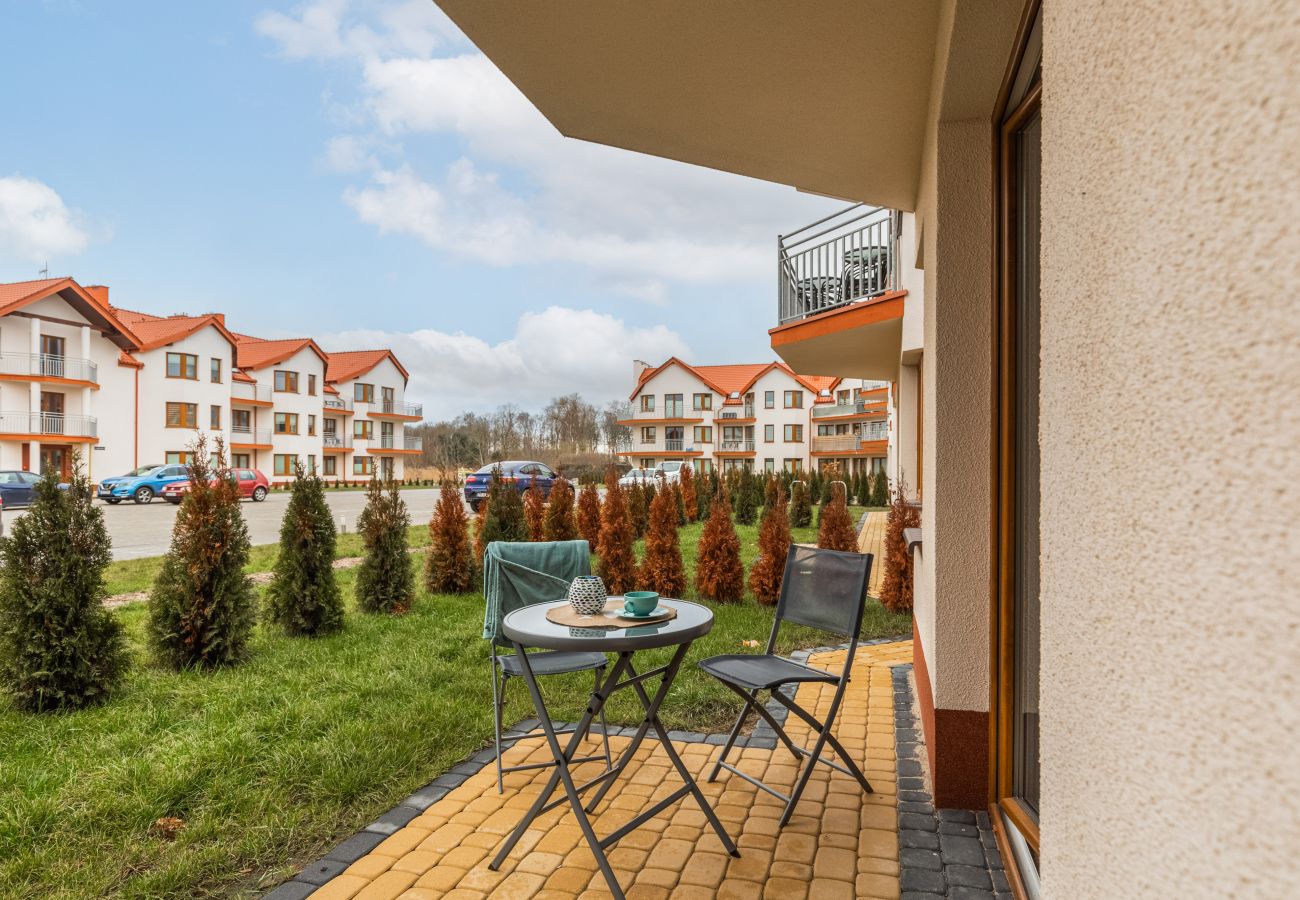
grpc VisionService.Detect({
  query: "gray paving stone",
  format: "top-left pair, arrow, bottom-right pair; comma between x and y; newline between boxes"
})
431,772 -> 466,788
992,869 -> 1011,892
939,821 -> 980,838
297,857 -> 348,885
899,776 -> 926,791
399,784 -> 450,810
939,834 -> 988,867
898,801 -> 936,815
938,808 -> 977,824
900,848 -> 943,871
949,887 -> 996,900
900,829 -> 941,851
897,759 -> 922,776
364,806 -> 420,835
899,812 -> 938,832
324,830 -> 386,863
946,864 -> 993,889
900,867 -> 947,894
900,894 -> 946,900
899,790 -> 931,803
262,882 -> 316,900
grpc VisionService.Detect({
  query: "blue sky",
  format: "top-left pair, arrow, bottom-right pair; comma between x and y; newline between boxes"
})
0,0 -> 841,417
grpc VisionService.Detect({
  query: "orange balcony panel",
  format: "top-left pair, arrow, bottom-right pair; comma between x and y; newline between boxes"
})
770,290 -> 906,380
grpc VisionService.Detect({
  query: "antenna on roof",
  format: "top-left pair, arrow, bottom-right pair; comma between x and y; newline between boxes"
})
39,261 -> 48,278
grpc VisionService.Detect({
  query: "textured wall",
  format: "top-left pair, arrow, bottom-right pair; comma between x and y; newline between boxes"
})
1039,1 -> 1300,895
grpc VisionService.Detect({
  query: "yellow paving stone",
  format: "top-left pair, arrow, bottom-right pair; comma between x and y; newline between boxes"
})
634,866 -> 679,889
716,878 -> 764,900
857,871 -> 902,898
623,885 -> 670,900
353,870 -> 418,900
456,863 -> 511,893
857,855 -> 899,877
310,874 -> 370,900
439,844 -> 490,871
725,849 -> 773,883
533,891 -> 577,900
678,851 -> 730,888
857,828 -> 900,861
769,860 -> 814,881
672,885 -> 722,900
544,866 -> 596,893
396,888 -> 441,900
645,837 -> 694,870
813,845 -> 856,881
344,854 -> 395,879
441,889 -> 487,900
418,822 -> 474,854
806,876 -> 855,900
763,876 -> 811,899
413,865 -> 466,892
389,851 -> 443,876
515,850 -> 566,875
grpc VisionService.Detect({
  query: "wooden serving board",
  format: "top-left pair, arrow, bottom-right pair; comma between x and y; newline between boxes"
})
545,598 -> 677,628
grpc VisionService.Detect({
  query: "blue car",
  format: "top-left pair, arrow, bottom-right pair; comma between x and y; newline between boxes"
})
0,470 -> 43,508
463,460 -> 557,512
98,463 -> 187,505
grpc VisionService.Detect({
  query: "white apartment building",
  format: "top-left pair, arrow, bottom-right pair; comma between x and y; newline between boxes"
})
0,277 -> 421,484
620,359 -> 892,477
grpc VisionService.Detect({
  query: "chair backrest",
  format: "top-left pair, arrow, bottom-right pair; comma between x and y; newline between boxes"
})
772,544 -> 874,641
482,539 -> 591,646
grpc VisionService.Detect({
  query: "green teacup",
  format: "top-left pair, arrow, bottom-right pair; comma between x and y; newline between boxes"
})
624,591 -> 660,616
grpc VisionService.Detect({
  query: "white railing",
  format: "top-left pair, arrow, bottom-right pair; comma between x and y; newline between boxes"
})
719,440 -> 755,452
232,381 -> 272,404
374,433 -> 423,451
813,399 -> 886,419
324,396 -> 353,413
231,424 -> 273,444
0,411 -> 97,437
0,352 -> 98,383
665,439 -> 685,452
376,399 -> 423,418
323,433 -> 353,449
778,204 -> 896,323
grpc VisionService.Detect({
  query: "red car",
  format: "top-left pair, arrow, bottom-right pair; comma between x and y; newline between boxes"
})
162,468 -> 270,504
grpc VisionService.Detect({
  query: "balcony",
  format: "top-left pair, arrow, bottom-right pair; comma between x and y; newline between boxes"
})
718,407 -> 756,421
324,396 -> 354,414
811,425 -> 888,455
0,352 -> 98,385
373,433 -> 423,453
370,399 -> 423,420
0,411 -> 97,440
230,425 -> 273,447
231,381 -> 273,406
812,399 -> 887,419
323,433 -> 353,450
717,439 -> 756,454
778,204 -> 895,324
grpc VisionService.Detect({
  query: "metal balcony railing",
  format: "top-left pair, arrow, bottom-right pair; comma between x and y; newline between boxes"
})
0,411 -> 97,438
719,440 -> 755,453
324,396 -> 353,413
812,399 -> 887,419
719,408 -> 756,420
405,435 -> 422,451
374,434 -> 424,451
778,204 -> 896,324
0,352 -> 98,383
376,399 -> 423,418
230,424 -> 273,444
323,432 -> 353,449
232,381 -> 272,404
664,439 -> 685,452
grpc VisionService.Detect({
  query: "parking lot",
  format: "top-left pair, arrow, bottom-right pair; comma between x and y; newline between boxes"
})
4,487 -> 446,560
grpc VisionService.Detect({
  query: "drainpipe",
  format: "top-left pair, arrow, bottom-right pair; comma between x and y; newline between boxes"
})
133,366 -> 139,467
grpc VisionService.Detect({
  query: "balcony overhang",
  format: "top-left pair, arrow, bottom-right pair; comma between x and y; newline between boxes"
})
812,439 -> 889,457
368,412 -> 423,422
616,418 -> 704,427
769,290 -> 906,380
435,1 -> 940,210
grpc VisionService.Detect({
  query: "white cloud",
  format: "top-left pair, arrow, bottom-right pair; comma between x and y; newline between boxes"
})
0,175 -> 92,266
318,306 -> 690,419
258,1 -> 843,299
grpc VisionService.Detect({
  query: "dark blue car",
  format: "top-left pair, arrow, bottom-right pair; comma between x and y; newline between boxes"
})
463,460 -> 557,512
0,470 -> 43,508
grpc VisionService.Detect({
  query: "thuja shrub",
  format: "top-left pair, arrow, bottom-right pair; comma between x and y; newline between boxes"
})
356,477 -> 415,615
627,482 -> 648,538
789,480 -> 813,529
543,474 -> 579,542
148,438 -> 256,669
695,488 -> 744,603
870,470 -> 890,507
733,471 -> 758,526
523,476 -> 546,541
817,483 -> 859,552
880,481 -> 920,613
0,461 -> 126,712
679,464 -> 698,522
673,481 -> 686,526
426,478 -> 476,594
695,470 -> 713,521
266,464 -> 344,636
473,496 -> 490,566
576,482 -> 602,547
748,479 -> 790,606
640,479 -> 686,598
596,468 -> 637,594
481,469 -> 528,545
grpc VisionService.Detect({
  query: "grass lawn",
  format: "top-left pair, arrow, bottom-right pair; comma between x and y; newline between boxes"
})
0,505 -> 907,899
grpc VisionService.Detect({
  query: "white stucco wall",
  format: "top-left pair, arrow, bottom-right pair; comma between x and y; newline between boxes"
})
340,356 -> 412,479
1039,3 -> 1300,895
262,346 -> 328,479
134,324 -> 234,469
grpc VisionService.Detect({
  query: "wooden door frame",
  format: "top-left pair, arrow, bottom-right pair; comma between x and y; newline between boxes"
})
989,0 -> 1043,878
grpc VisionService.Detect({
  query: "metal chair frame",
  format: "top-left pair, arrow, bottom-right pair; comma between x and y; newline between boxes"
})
703,545 -> 876,825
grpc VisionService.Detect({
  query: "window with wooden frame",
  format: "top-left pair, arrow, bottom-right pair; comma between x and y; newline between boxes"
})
764,390 -> 775,409
167,353 -> 198,380
166,402 -> 198,428
232,453 -> 250,469
232,408 -> 251,430
354,420 -> 373,440
308,374 -> 317,395
783,424 -> 804,442
274,370 -> 299,392
210,358 -> 222,383
764,424 -> 775,442
323,456 -> 337,476
664,393 -> 684,417
307,414 -> 316,436
274,413 -> 298,434
992,1 -> 1043,888
694,426 -> 712,444
210,405 -> 222,429
692,393 -> 712,411
641,426 -> 656,444
382,386 -> 395,408
837,389 -> 850,404
306,454 -> 317,475
165,451 -> 193,465
353,456 -> 374,475
783,458 -> 802,473
783,390 -> 803,409
354,383 -> 374,403
764,458 -> 775,473
640,395 -> 655,412
274,454 -> 296,476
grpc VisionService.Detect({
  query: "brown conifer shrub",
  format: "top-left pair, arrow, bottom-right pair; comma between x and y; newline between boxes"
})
673,481 -> 686,526
880,481 -> 920,613
817,482 -> 859,552
748,479 -> 790,606
679,464 -> 698,522
523,476 -> 546,541
426,479 -> 475,594
627,482 -> 648,538
695,489 -> 745,603
473,495 -> 490,566
576,482 -> 602,547
597,468 -> 637,594
640,479 -> 686,598
543,474 -> 579,542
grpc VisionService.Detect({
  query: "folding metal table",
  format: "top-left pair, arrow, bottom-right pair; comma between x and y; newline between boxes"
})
489,598 -> 739,899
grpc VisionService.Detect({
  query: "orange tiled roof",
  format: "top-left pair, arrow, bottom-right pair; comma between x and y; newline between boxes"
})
234,336 -> 328,370
633,358 -> 839,402
0,277 -> 142,349
0,277 -> 68,313
232,369 -> 255,383
324,349 -> 410,383
111,306 -> 236,352
118,350 -> 143,368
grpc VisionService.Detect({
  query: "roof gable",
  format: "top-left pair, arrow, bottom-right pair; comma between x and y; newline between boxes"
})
324,349 -> 410,384
0,277 -> 142,350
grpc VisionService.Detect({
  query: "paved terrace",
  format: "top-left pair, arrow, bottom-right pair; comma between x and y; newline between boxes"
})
265,639 -> 1009,899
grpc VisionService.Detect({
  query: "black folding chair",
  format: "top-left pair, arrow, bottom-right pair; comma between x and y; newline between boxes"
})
698,544 -> 875,825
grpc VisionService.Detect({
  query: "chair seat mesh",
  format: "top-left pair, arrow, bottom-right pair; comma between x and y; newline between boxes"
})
496,650 -> 608,677
697,654 -> 838,691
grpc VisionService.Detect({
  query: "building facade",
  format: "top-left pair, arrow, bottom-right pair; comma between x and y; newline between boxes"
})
0,278 -> 422,484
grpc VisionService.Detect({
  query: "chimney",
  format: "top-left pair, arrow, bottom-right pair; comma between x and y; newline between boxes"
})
85,285 -> 109,305
209,313 -> 226,327
632,359 -> 652,383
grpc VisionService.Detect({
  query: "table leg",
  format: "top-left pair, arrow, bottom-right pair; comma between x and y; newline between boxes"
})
489,647 -> 629,888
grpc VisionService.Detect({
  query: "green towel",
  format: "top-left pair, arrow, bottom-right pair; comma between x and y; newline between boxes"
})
482,540 -> 591,645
